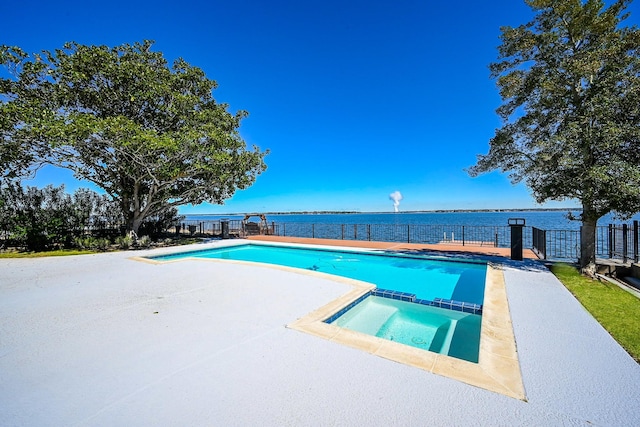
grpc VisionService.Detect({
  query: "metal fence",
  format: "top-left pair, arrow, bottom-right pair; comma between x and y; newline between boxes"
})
606,222 -> 639,263
533,228 -> 581,261
164,219 -> 638,263
172,220 -> 245,237
272,223 -> 518,247
533,221 -> 639,262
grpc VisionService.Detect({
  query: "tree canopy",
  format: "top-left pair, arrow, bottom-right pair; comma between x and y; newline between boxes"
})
0,41 -> 268,233
468,0 -> 640,272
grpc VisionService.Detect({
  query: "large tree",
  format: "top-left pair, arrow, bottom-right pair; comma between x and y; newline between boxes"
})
0,46 -> 41,178
468,0 -> 640,274
0,41 -> 268,233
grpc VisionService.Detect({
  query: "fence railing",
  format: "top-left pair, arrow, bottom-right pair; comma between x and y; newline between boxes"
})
532,221 -> 639,262
607,222 -> 639,263
271,223 -> 519,247
532,227 -> 547,259
161,219 -> 639,263
172,220 -> 245,237
534,228 -> 581,261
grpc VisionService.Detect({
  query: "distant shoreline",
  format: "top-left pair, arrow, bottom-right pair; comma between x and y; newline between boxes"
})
182,207 -> 581,216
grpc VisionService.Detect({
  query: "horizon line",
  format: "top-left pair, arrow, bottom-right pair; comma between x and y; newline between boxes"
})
179,207 -> 582,216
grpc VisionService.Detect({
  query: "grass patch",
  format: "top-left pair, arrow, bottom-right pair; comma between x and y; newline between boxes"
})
0,236 -> 209,258
551,263 -> 640,363
0,249 -> 96,258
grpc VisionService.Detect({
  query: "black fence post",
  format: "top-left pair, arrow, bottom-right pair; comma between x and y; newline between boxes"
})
634,220 -> 639,263
532,227 -> 545,259
509,218 -> 526,261
221,220 -> 229,239
535,227 -> 547,260
367,224 -> 371,241
608,224 -> 613,259
623,223 -> 628,263
341,224 -> 344,240
462,225 -> 465,246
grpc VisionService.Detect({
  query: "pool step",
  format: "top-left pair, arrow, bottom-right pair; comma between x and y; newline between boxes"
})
324,288 -> 483,326
340,299 -> 399,336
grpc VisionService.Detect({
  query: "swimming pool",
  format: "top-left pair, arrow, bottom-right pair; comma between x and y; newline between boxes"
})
141,242 -> 524,397
151,243 -> 487,306
330,295 -> 481,362
148,242 -> 487,362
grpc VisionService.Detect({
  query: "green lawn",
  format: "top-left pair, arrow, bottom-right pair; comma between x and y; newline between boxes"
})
551,263 -> 640,363
0,249 -> 96,258
0,237 -> 203,259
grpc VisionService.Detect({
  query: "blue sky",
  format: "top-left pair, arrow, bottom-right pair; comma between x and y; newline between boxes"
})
4,0 -> 637,214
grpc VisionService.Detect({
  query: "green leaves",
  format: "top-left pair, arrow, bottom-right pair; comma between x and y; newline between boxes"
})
1,41 -> 268,233
472,0 -> 639,207
470,0 -> 640,268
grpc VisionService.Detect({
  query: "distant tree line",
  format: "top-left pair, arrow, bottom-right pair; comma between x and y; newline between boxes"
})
0,183 -> 182,251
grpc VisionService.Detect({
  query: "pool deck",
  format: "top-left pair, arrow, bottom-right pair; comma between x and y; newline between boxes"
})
1,238 -> 639,426
247,235 -> 539,259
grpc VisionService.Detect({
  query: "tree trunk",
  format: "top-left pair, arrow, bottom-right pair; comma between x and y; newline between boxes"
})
131,217 -> 143,236
123,207 -> 143,236
580,206 -> 599,277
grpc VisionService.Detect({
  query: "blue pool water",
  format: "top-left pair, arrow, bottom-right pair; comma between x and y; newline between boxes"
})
152,244 -> 487,305
332,296 -> 481,363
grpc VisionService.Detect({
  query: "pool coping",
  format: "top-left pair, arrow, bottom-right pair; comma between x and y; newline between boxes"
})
288,260 -> 525,400
133,240 -> 526,400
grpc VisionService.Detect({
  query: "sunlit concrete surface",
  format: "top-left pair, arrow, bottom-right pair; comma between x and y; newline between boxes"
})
1,239 -> 639,426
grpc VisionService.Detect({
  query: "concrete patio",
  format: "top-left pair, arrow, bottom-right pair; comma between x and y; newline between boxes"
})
1,239 -> 639,426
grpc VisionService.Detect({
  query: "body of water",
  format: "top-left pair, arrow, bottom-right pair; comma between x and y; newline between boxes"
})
184,210 -> 640,230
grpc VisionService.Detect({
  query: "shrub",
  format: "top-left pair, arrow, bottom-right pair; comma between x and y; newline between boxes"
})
137,235 -> 152,248
115,235 -> 133,250
73,236 -> 92,249
1,182 -> 122,251
137,207 -> 184,238
94,238 -> 111,251
73,236 -> 112,251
